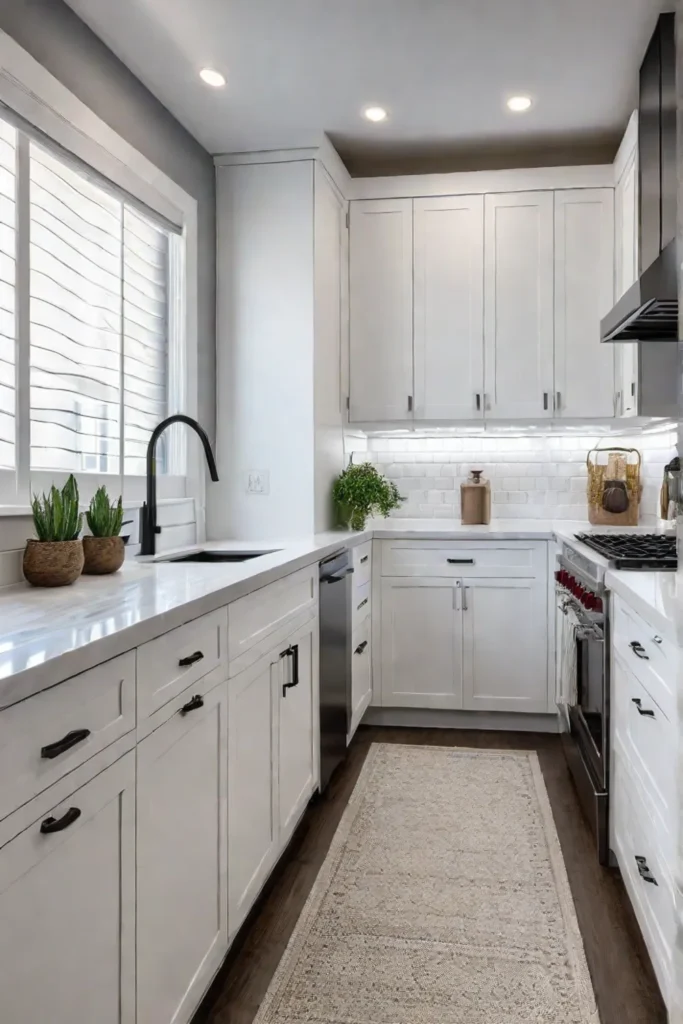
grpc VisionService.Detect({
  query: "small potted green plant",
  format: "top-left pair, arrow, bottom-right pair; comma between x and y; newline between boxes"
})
83,486 -> 125,575
332,461 -> 404,531
24,474 -> 84,587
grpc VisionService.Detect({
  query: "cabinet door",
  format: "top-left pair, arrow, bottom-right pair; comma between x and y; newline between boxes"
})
0,753 -> 135,1024
349,618 -> 372,742
484,192 -> 554,419
137,682 -> 228,1024
554,189 -> 615,418
227,653 -> 278,937
615,140 -> 639,416
414,195 -> 484,419
278,622 -> 317,840
380,578 -> 462,709
349,198 -> 413,422
462,577 -> 548,713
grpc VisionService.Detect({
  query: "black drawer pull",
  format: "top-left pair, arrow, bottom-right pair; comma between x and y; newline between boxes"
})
179,650 -> 204,667
357,598 -> 369,611
41,728 -> 91,759
631,698 -> 655,718
360,555 -> 369,564
40,807 -> 81,834
354,640 -> 368,655
628,641 -> 649,660
635,855 -> 658,885
180,694 -> 204,714
447,558 -> 475,565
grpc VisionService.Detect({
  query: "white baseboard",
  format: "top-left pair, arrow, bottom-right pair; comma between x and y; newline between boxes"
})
363,706 -> 561,734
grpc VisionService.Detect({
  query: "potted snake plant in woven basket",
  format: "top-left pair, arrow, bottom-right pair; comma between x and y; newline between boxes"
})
24,474 -> 84,587
83,486 -> 125,575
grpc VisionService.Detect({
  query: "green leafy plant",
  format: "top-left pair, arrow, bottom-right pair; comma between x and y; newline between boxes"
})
31,474 -> 83,542
332,462 -> 404,531
86,486 -> 124,537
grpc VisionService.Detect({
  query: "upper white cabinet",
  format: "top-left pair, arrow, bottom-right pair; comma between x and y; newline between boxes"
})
554,189 -> 615,418
483,191 -> 555,419
137,680 -> 228,1024
413,195 -> 484,419
349,198 -> 413,422
0,753 -> 135,1024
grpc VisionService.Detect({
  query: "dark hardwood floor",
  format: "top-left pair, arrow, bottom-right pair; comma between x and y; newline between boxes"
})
195,727 -> 667,1024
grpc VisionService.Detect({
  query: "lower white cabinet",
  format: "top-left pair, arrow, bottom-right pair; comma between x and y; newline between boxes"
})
381,578 -> 463,708
462,577 -> 549,713
380,575 -> 548,713
0,751 -> 136,1024
137,680 -> 228,1024
228,618 -> 318,938
348,618 -> 372,741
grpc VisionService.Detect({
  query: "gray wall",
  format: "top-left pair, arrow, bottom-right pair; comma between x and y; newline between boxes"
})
0,0 -> 217,440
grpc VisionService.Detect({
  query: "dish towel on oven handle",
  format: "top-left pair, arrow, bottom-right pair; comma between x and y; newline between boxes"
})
557,594 -> 579,708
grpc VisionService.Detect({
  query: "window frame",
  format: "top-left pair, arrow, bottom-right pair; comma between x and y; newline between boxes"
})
0,29 -> 200,515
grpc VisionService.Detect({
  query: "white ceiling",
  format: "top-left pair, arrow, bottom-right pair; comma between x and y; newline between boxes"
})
65,0 -> 662,172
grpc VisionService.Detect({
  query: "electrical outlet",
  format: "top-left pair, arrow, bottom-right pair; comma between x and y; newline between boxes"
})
247,470 -> 269,495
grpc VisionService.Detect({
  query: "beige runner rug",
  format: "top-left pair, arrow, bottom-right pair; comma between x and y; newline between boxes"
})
254,743 -> 599,1023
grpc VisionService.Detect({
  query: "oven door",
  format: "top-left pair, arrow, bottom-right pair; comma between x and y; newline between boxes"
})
569,618 -> 607,788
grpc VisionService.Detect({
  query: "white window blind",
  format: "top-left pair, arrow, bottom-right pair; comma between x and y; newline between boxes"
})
0,110 -> 185,503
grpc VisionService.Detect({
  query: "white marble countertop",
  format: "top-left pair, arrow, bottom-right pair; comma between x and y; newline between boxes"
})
0,517 -> 679,707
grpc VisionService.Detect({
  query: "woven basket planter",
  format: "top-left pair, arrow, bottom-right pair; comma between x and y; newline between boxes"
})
82,536 -> 125,575
23,539 -> 84,587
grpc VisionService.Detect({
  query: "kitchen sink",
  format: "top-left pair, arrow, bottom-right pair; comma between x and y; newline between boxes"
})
167,550 -> 279,564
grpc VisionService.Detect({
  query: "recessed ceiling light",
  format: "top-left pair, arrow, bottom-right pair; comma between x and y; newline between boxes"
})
363,106 -> 388,123
507,95 -> 532,112
200,68 -> 226,88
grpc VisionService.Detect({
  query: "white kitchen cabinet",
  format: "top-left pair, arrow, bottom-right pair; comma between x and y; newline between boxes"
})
380,578 -> 463,709
278,620 -> 317,842
614,112 -> 639,416
228,618 -> 318,938
461,577 -> 549,713
413,195 -> 484,419
137,681 -> 228,1024
0,752 -> 135,1024
483,191 -> 554,419
554,189 -> 615,418
349,618 -> 372,741
349,198 -> 413,422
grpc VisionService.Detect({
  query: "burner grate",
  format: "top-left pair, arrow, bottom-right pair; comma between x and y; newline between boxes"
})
575,533 -> 677,570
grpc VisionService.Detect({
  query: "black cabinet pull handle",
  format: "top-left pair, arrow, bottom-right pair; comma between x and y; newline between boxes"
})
635,855 -> 658,885
631,697 -> 655,718
40,807 -> 81,834
180,694 -> 204,714
179,650 -> 204,667
628,641 -> 649,660
354,640 -> 368,655
357,598 -> 369,611
447,558 -> 475,565
360,555 -> 369,564
281,644 -> 300,697
41,728 -> 91,760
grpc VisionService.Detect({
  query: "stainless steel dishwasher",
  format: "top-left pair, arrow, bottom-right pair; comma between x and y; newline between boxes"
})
319,550 -> 353,790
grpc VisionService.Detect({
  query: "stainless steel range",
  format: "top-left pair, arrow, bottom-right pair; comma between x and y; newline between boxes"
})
556,531 -> 677,865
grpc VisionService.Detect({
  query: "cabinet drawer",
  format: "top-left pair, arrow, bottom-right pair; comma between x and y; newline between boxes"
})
228,566 -> 317,675
0,652 -> 135,822
349,619 -> 372,743
352,541 -> 372,588
612,752 -> 674,1008
137,608 -> 227,719
352,581 -> 371,631
612,597 -> 676,723
380,540 -> 546,578
612,649 -> 675,874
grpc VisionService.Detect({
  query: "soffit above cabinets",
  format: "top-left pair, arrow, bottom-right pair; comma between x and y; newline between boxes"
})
64,0 -> 659,167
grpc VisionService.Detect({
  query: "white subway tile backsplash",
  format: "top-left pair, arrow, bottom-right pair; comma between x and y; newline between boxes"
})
363,429 -> 676,523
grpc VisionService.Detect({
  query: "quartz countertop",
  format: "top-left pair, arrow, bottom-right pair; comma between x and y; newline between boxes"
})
0,518 -> 679,708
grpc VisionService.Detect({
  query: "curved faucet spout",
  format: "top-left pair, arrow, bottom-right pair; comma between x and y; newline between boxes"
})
140,415 -> 219,557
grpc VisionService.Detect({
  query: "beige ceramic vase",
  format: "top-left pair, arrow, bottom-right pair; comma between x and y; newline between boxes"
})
23,539 -> 84,587
82,535 -> 125,575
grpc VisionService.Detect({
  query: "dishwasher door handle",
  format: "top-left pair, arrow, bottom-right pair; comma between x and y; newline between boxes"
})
322,567 -> 354,583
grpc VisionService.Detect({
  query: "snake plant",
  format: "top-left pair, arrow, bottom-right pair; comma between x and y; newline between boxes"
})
31,474 -> 83,542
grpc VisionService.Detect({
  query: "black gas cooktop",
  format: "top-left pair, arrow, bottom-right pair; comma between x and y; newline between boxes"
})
575,532 -> 677,571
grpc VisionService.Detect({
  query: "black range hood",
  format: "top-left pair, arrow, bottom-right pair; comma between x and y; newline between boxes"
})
601,12 -> 678,343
